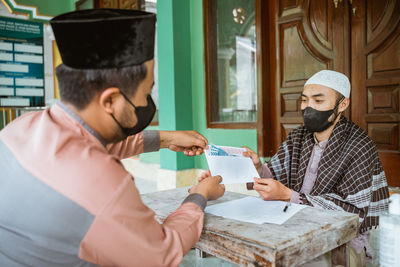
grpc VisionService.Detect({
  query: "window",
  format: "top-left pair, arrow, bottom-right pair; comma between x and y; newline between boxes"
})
204,0 -> 257,128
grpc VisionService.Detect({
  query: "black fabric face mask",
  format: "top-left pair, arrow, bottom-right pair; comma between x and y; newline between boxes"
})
301,99 -> 343,133
111,92 -> 156,137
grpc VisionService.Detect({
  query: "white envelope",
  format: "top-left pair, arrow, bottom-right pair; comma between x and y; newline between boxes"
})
205,146 -> 260,184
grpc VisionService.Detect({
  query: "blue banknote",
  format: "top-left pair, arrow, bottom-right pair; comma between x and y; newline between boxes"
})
209,144 -> 229,156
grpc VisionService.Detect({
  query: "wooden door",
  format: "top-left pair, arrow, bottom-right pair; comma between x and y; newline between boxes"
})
277,0 -> 350,142
257,0 -> 400,186
257,0 -> 350,155
351,0 -> 400,186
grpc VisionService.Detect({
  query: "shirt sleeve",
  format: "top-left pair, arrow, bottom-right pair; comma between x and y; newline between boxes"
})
106,130 -> 160,159
290,191 -> 302,204
142,130 -> 160,153
79,175 -> 204,267
182,193 -> 207,211
260,164 -> 273,178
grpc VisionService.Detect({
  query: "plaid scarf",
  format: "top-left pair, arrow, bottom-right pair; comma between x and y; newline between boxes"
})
268,116 -> 389,233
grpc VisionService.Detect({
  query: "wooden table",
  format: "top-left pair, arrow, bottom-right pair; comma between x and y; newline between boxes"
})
141,188 -> 359,267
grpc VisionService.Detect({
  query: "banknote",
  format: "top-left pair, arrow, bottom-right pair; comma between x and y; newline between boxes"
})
208,144 -> 245,157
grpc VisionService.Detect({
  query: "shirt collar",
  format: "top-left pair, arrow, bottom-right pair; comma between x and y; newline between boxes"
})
313,134 -> 329,149
57,102 -> 107,147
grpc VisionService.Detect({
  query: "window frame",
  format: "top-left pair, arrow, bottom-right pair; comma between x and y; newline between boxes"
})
203,0 -> 258,129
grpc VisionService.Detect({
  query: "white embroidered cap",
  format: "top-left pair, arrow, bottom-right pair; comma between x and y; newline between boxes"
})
304,70 -> 351,98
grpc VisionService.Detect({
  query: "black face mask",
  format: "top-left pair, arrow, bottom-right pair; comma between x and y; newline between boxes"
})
301,99 -> 343,133
111,92 -> 156,137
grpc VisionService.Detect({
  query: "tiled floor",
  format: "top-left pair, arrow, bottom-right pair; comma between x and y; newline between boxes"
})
134,177 -> 158,194
134,177 -> 380,267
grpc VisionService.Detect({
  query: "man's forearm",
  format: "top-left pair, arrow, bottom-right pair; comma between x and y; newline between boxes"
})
159,131 -> 173,149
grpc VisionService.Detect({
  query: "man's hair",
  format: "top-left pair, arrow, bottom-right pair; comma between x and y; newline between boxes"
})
335,91 -> 345,102
56,63 -> 147,110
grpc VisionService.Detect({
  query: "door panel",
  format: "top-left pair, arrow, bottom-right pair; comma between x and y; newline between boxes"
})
351,0 -> 400,186
275,0 -> 348,145
281,23 -> 328,86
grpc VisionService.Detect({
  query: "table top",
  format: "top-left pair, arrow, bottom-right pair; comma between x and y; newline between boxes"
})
141,188 -> 358,267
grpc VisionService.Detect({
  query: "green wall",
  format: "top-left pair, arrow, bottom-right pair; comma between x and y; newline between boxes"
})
154,0 -> 257,170
15,0 -> 77,17
157,0 -> 195,170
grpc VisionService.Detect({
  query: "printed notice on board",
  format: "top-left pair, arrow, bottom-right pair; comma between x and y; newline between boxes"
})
0,16 -> 44,107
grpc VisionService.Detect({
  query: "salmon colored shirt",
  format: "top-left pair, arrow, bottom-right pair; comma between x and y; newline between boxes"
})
0,103 -> 206,267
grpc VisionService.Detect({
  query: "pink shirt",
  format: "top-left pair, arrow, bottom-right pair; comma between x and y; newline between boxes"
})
0,103 -> 205,266
292,136 -> 328,202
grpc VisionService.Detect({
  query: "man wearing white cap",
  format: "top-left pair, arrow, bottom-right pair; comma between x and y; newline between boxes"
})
241,70 -> 389,266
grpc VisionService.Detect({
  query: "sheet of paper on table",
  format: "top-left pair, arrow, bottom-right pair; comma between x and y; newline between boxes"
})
205,196 -> 306,225
204,144 -> 260,184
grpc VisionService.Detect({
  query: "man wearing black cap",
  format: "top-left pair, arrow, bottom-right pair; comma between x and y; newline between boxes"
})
0,9 -> 225,266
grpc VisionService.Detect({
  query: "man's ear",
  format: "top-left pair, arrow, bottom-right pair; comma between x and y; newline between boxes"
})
338,98 -> 350,113
98,87 -> 121,114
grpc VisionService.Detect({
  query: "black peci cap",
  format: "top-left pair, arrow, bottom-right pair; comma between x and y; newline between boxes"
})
50,9 -> 156,69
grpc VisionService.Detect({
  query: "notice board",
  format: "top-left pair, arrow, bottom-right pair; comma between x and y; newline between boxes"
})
0,16 -> 44,107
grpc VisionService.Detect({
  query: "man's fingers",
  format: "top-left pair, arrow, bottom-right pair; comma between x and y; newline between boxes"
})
242,147 -> 251,157
202,171 -> 210,179
254,177 -> 272,185
184,146 -> 205,156
193,147 -> 204,155
253,183 -> 269,193
184,149 -> 195,156
242,146 -> 255,155
194,132 -> 208,146
213,175 -> 223,184
200,172 -> 209,178
218,184 -> 226,194
183,146 -> 205,156
190,132 -> 208,148
253,183 -> 265,192
172,144 -> 184,151
169,131 -> 208,152
253,183 -> 261,191
199,170 -> 211,182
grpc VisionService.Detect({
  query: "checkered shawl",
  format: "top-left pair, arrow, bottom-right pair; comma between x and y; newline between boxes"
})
267,116 -> 389,233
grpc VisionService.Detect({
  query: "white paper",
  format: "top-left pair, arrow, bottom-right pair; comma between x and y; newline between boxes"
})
205,145 -> 259,184
205,196 -> 306,225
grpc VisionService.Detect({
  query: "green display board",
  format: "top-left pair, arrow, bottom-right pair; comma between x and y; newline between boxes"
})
0,16 -> 44,107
